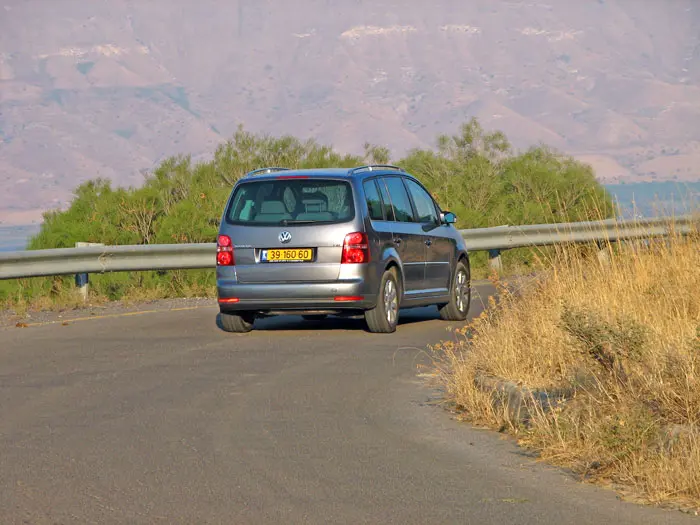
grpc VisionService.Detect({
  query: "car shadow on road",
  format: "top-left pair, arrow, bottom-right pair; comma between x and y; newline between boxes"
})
216,306 -> 445,333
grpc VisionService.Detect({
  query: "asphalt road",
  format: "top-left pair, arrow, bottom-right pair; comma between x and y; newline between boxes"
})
0,284 -> 693,524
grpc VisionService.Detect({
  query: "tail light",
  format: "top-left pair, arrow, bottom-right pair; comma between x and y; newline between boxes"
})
217,234 -> 234,266
341,232 -> 369,264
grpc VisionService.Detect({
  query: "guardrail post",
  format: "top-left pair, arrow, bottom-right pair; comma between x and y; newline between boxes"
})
74,242 -> 104,302
488,249 -> 503,273
74,272 -> 89,302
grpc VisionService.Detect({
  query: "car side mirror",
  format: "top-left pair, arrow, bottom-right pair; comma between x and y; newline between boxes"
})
441,211 -> 457,224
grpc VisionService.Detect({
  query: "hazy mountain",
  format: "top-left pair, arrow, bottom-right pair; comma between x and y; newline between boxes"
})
1,0 -> 699,224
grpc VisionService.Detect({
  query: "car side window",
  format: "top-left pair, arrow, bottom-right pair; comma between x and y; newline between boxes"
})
382,177 -> 415,223
376,178 -> 395,222
363,179 -> 385,221
405,179 -> 439,225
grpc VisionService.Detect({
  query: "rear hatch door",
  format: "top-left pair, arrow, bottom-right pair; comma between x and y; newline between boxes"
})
221,177 -> 357,284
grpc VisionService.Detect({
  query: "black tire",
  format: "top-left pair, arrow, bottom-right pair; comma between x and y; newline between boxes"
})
438,259 -> 471,321
364,268 -> 400,333
302,314 -> 328,322
219,312 -> 255,333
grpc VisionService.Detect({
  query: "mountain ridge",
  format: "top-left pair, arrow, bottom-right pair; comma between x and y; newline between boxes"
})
1,0 -> 698,224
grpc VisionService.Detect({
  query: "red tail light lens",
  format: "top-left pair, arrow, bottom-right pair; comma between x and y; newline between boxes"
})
341,232 -> 369,264
217,251 -> 233,266
217,235 -> 234,266
334,295 -> 364,302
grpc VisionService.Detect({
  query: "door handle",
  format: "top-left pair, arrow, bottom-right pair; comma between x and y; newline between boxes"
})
424,239 -> 432,246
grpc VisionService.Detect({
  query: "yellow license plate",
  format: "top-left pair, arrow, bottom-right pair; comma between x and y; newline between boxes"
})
263,248 -> 313,262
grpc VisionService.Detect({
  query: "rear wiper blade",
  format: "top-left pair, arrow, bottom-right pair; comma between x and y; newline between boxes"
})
280,220 -> 320,225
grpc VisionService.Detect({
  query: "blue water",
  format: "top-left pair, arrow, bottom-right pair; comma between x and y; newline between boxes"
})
605,181 -> 700,218
0,224 -> 41,252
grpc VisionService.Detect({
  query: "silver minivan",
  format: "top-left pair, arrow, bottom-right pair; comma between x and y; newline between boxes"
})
216,165 -> 470,333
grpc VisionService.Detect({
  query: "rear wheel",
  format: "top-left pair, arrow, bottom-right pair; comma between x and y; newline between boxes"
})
219,312 -> 255,333
438,259 -> 471,321
302,314 -> 328,322
365,268 -> 400,333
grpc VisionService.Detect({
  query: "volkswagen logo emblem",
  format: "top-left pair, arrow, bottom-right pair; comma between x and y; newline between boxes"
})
278,231 -> 292,244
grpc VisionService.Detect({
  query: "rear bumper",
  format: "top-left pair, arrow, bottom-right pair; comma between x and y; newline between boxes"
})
216,279 -> 377,313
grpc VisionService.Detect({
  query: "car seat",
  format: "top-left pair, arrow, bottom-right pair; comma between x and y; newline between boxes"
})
254,200 -> 293,222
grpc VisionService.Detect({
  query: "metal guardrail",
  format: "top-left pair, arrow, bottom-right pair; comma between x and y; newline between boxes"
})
0,215 -> 696,281
458,215 -> 696,251
0,243 -> 215,280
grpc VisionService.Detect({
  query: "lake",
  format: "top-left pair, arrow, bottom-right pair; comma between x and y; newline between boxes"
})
0,224 -> 41,252
605,181 -> 700,218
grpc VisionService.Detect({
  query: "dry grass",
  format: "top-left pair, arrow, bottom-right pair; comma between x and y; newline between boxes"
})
2,278 -> 106,318
430,221 -> 700,511
1,276 -> 216,319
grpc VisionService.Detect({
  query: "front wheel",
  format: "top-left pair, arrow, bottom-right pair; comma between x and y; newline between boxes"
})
364,268 -> 400,333
219,312 -> 255,333
438,259 -> 471,321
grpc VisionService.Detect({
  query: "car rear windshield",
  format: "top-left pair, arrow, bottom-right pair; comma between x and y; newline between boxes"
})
225,178 -> 355,226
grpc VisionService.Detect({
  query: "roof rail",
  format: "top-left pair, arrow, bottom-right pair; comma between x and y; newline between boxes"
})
245,167 -> 291,177
347,164 -> 405,176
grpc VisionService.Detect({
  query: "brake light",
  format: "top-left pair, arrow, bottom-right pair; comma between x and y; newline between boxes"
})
217,234 -> 234,266
341,232 -> 369,264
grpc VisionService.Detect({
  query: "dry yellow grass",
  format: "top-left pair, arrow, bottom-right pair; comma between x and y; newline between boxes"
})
2,277 -> 216,319
431,221 -> 700,510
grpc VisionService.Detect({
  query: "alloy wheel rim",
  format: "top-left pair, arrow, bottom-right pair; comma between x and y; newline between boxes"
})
384,278 -> 398,324
455,270 -> 469,313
